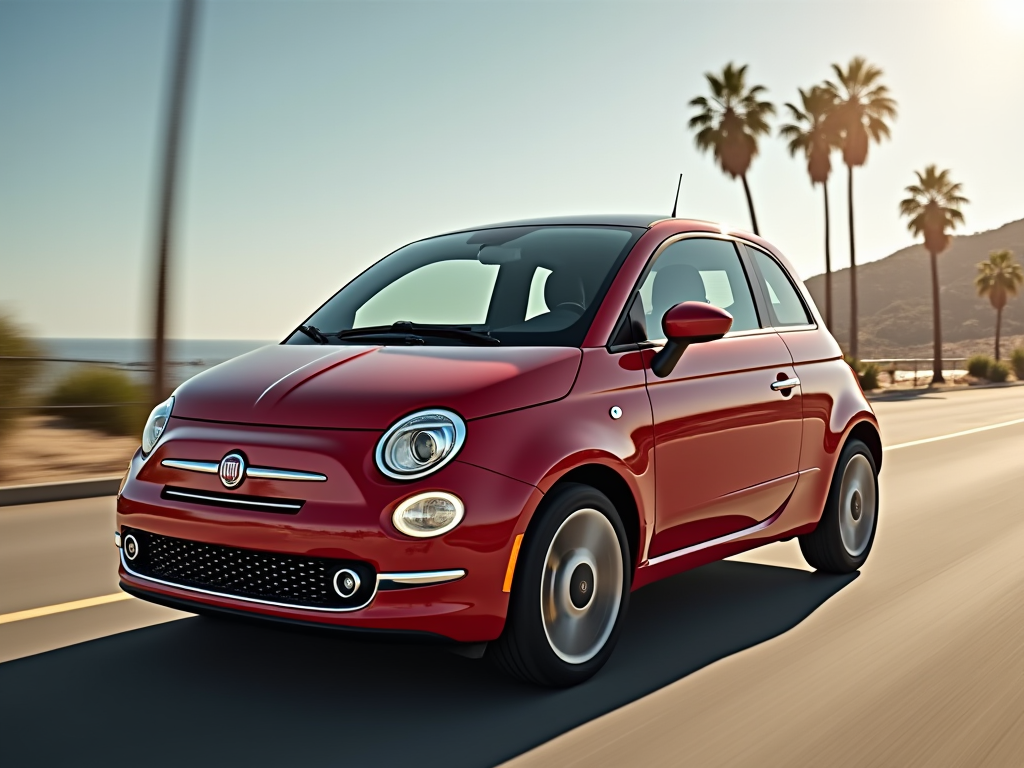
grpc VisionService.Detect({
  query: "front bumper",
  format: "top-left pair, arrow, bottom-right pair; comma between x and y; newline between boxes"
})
117,419 -> 542,643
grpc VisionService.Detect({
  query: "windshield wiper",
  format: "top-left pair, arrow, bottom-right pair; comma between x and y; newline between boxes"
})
332,322 -> 499,346
295,324 -> 330,344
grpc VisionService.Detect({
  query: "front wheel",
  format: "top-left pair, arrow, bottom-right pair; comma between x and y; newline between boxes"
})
800,438 -> 879,573
491,483 -> 630,687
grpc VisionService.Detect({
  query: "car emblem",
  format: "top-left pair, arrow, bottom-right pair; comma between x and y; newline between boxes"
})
219,452 -> 246,488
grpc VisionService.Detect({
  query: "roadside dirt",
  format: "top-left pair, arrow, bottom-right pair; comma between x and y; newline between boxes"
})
0,416 -> 136,486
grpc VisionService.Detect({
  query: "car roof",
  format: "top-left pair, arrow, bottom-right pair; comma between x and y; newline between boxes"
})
443,214 -> 671,233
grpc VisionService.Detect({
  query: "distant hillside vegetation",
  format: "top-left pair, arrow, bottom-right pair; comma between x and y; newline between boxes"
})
804,218 -> 1024,354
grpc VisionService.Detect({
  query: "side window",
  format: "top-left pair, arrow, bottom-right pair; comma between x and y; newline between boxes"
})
746,247 -> 812,327
524,267 -> 553,320
638,238 -> 760,338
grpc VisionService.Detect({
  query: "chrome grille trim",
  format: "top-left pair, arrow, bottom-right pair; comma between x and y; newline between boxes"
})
120,548 -> 377,612
122,545 -> 467,612
161,459 -> 218,473
162,488 -> 303,511
378,569 -> 466,588
161,459 -> 327,482
245,467 -> 327,482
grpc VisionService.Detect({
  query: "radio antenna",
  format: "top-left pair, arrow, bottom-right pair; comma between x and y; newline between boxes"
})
670,173 -> 682,218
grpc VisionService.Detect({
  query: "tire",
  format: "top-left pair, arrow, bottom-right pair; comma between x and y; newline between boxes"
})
491,483 -> 631,687
800,438 -> 879,573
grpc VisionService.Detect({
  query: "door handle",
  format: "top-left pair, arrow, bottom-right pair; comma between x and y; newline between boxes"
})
770,377 -> 800,391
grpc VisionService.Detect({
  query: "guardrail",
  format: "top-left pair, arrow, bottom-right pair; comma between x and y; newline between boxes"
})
861,358 -> 970,387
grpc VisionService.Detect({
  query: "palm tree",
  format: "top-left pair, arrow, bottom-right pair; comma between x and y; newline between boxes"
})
826,57 -> 897,357
689,63 -> 775,235
779,85 -> 840,328
975,250 -> 1024,361
153,0 -> 200,405
899,166 -> 968,384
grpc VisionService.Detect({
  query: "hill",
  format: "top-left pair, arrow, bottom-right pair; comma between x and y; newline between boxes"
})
803,218 -> 1024,356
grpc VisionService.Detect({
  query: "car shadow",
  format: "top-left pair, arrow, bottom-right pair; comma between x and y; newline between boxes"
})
0,561 -> 855,768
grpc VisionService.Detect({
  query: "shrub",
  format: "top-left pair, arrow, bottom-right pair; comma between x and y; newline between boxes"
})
966,355 -> 992,378
0,314 -> 40,444
844,356 -> 880,391
44,366 -> 149,436
1011,347 -> 1024,381
987,360 -> 1010,383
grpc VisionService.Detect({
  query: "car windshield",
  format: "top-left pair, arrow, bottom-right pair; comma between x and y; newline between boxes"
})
286,225 -> 644,347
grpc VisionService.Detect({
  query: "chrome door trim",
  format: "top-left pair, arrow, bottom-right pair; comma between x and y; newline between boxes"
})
647,509 -> 782,567
644,468 -> 819,567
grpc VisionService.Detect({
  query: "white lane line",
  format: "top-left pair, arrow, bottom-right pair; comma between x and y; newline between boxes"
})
884,417 -> 1024,452
0,593 -> 134,625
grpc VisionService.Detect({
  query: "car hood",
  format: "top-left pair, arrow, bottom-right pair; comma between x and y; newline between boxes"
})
171,344 -> 582,430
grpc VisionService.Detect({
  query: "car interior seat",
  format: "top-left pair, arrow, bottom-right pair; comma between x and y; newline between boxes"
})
649,263 -> 708,333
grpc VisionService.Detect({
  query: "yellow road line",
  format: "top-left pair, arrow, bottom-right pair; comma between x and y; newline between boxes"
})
884,417 -> 1024,452
0,593 -> 134,625
1,417 -> 1019,624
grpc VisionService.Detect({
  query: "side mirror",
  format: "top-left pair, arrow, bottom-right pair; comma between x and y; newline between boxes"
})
650,301 -> 733,378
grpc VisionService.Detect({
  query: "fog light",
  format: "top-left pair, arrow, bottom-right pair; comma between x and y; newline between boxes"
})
392,492 -> 464,538
123,534 -> 140,561
333,569 -> 361,599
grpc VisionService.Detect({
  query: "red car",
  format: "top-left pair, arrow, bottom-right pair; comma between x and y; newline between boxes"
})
117,215 -> 880,686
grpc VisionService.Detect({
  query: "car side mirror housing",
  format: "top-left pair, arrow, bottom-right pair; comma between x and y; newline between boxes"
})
650,302 -> 733,378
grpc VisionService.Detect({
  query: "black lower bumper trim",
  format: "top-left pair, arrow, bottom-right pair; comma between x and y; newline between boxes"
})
120,582 -> 458,645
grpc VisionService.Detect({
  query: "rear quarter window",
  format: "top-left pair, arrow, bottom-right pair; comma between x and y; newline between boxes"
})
746,246 -> 812,327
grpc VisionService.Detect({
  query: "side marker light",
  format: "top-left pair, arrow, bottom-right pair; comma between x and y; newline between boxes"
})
502,533 -> 524,593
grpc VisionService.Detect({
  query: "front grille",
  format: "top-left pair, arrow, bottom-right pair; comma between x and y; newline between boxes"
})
161,485 -> 304,514
122,527 -> 376,610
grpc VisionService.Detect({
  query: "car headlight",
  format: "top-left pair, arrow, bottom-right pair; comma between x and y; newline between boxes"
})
141,396 -> 174,456
393,492 -> 465,537
375,409 -> 466,480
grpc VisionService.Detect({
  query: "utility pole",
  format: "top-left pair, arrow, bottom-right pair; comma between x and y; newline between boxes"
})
152,0 -> 199,405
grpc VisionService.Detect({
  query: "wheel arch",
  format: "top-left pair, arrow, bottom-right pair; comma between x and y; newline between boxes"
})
544,464 -> 642,573
847,419 -> 883,472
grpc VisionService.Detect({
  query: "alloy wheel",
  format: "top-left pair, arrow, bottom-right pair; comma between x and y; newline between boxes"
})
838,453 -> 877,557
539,507 -> 623,664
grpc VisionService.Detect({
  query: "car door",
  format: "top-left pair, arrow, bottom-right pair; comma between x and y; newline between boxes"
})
640,236 -> 803,559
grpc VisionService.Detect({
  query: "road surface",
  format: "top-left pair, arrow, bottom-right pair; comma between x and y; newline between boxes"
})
1,385 -> 1022,767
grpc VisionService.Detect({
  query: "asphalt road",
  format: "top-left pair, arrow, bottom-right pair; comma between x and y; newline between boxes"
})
1,385 -> 1022,767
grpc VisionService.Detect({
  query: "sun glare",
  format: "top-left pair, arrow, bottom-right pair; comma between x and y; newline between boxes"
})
993,0 -> 1024,25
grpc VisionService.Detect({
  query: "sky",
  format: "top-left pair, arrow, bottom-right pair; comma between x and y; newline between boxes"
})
2,0 -> 1023,340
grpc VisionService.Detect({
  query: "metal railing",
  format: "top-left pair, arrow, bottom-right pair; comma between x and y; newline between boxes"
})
861,358 -> 970,387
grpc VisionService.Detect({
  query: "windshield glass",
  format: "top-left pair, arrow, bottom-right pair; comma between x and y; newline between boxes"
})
286,225 -> 644,347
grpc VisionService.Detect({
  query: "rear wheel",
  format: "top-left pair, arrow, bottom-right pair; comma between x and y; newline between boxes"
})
800,438 -> 878,573
491,483 -> 630,687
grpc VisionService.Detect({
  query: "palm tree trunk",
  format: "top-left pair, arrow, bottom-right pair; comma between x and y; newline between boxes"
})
847,164 -> 858,358
152,0 -> 199,405
929,249 -> 945,384
823,180 -> 832,329
995,306 -> 1002,361
740,174 -> 760,236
